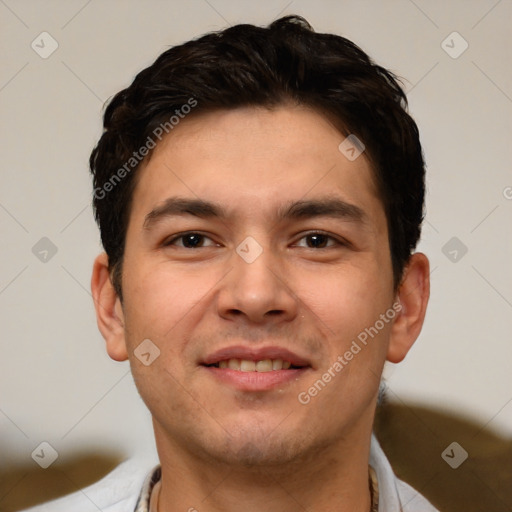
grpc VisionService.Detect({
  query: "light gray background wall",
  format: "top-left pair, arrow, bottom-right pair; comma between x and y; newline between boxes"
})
1,0 -> 511,490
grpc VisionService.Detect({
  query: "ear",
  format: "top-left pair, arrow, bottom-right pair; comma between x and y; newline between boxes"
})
91,253 -> 128,362
387,252 -> 430,363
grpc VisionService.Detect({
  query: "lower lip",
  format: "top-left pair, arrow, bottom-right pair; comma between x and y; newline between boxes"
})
202,366 -> 308,391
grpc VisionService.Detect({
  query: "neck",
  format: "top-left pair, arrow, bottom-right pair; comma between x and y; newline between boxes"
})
153,423 -> 373,512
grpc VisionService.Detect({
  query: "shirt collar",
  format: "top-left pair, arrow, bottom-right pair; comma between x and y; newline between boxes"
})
134,465 -> 161,512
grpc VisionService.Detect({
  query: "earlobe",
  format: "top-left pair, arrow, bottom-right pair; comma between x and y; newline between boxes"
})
387,252 -> 430,363
91,253 -> 128,362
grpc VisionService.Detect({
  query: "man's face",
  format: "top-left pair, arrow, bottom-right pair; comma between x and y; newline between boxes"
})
119,105 -> 395,465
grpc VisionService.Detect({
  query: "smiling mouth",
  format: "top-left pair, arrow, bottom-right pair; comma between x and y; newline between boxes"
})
204,358 -> 305,372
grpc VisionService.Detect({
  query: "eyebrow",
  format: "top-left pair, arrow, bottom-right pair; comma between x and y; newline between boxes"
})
143,196 -> 367,230
279,198 -> 366,223
143,197 -> 226,229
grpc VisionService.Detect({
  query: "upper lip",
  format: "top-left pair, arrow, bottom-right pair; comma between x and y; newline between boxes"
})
201,345 -> 311,367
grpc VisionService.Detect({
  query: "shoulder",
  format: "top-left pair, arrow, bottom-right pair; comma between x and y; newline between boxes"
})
19,459 -> 157,512
395,478 -> 439,511
370,434 -> 440,511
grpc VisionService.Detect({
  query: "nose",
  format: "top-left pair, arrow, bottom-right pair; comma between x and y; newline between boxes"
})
216,242 -> 299,325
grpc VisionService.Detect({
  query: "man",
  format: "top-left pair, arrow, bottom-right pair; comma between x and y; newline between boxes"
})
25,15 -> 437,511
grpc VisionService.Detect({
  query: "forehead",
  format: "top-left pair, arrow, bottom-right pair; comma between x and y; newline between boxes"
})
129,106 -> 384,228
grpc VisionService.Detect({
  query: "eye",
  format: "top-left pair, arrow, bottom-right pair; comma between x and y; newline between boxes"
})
164,232 -> 217,248
294,232 -> 343,249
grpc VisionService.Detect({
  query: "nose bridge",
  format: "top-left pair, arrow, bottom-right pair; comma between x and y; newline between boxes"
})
217,236 -> 298,323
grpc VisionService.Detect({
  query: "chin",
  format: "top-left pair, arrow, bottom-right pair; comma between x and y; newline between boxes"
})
200,423 -> 327,469
214,437 -> 300,467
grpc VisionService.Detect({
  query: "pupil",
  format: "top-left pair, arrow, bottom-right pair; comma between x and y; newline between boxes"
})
184,234 -> 202,247
308,234 -> 327,248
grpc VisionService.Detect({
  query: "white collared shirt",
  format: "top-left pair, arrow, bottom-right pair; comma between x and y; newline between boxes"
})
20,435 -> 439,511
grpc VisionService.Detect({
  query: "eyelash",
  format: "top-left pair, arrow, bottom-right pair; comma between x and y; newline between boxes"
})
163,231 -> 346,249
163,232 -> 218,248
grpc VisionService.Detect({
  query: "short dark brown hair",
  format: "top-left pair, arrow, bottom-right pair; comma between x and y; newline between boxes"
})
90,15 -> 425,298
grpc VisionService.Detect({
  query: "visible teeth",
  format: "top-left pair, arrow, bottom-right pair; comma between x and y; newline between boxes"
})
217,358 -> 297,371
256,359 -> 273,372
228,358 -> 241,370
272,359 -> 283,370
240,360 -> 256,372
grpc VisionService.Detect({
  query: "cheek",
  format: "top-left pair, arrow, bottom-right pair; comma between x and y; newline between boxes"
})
298,262 -> 391,335
121,261 -> 221,349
